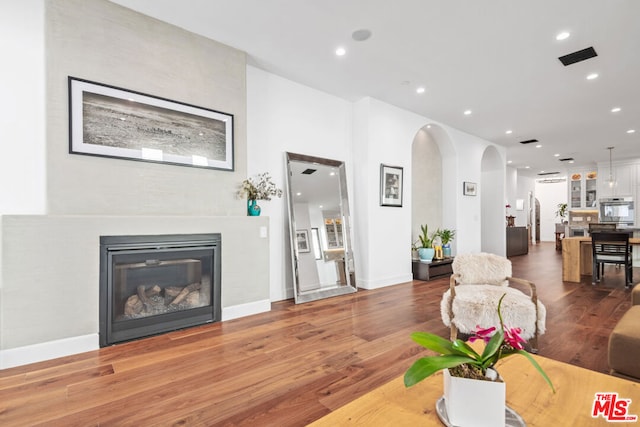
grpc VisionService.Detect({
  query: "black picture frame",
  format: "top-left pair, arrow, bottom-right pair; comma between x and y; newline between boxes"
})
296,230 -> 310,253
463,181 -> 477,196
68,76 -> 234,171
380,164 -> 403,207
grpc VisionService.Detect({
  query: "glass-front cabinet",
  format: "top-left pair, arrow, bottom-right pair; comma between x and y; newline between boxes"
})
570,171 -> 597,209
570,173 -> 582,208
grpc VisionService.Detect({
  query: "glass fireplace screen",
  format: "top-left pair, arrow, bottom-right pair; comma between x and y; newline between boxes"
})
100,234 -> 221,347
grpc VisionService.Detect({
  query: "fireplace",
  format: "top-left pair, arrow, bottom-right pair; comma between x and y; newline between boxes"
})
99,234 -> 221,347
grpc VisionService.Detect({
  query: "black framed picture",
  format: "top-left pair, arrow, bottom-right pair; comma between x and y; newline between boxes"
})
380,164 -> 403,207
296,230 -> 310,253
68,76 -> 234,171
463,181 -> 477,196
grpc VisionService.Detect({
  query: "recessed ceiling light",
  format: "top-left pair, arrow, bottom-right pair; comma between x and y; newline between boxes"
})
335,47 -> 346,56
416,87 -> 426,94
556,31 -> 570,41
464,110 -> 472,116
586,73 -> 599,80
525,166 -> 531,169
540,170 -> 545,173
569,160 -> 575,164
611,107 -> 622,113
554,153 -> 560,157
426,125 -> 431,129
505,130 -> 513,134
627,129 -> 636,134
536,144 -> 542,148
507,160 -> 513,164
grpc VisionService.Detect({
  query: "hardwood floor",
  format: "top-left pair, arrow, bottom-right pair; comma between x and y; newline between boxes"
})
0,242 -> 635,426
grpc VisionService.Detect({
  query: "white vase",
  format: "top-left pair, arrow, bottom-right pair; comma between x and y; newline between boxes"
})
443,368 -> 506,427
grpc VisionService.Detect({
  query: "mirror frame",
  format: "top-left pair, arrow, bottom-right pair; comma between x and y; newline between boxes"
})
284,152 -> 357,303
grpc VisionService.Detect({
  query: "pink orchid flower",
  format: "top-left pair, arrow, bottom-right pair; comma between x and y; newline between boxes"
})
468,325 -> 497,343
504,327 -> 526,350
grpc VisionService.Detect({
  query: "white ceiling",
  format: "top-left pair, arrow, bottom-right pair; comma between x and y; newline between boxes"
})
110,0 -> 640,178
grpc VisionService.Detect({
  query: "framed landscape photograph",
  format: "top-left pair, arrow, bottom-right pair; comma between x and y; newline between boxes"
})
68,76 -> 234,171
380,164 -> 403,207
463,181 -> 477,196
296,230 -> 310,253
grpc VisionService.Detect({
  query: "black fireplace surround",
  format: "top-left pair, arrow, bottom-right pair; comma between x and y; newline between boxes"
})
99,234 -> 221,347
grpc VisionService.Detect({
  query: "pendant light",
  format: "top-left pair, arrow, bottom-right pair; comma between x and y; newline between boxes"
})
607,146 -> 616,188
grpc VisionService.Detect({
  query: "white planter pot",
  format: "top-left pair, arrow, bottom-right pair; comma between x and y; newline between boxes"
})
443,368 -> 506,427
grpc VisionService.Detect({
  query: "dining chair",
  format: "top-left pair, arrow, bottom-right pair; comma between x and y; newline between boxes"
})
591,231 -> 633,287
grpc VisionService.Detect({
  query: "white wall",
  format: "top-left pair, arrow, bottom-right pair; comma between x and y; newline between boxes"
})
248,75 -> 507,297
0,0 -> 47,214
246,66 -> 353,301
534,180 -> 567,241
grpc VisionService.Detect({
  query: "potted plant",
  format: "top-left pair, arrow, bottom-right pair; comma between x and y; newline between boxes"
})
555,203 -> 568,223
237,172 -> 283,216
404,295 -> 554,426
416,224 -> 436,262
437,228 -> 456,257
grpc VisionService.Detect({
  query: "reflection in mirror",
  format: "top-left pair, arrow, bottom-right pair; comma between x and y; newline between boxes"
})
285,152 -> 356,303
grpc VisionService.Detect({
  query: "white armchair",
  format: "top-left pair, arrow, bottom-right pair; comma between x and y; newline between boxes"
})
440,252 -> 546,350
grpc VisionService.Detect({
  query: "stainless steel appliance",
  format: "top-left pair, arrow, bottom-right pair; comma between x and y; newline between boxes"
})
599,197 -> 635,227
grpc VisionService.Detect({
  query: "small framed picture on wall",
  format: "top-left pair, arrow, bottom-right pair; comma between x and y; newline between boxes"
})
380,164 -> 403,207
463,181 -> 477,196
296,230 -> 310,253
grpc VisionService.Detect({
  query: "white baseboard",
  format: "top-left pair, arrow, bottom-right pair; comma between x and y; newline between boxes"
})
0,301 -> 272,369
357,274 -> 413,290
0,334 -> 99,370
222,299 -> 271,321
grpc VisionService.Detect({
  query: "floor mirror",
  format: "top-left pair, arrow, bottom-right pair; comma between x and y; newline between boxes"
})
284,152 -> 356,303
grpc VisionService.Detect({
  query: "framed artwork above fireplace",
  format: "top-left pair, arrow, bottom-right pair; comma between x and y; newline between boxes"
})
68,76 -> 234,171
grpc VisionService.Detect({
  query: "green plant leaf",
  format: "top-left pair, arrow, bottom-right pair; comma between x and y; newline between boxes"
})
404,355 -> 476,387
451,340 -> 481,360
410,332 -> 460,355
480,330 -> 504,363
514,350 -> 556,393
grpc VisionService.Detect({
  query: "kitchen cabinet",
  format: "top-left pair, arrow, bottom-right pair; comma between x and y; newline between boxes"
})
597,163 -> 637,199
324,218 -> 343,249
506,226 -> 528,257
569,171 -> 597,209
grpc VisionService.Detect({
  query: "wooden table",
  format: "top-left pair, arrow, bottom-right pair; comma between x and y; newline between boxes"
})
562,236 -> 640,282
308,351 -> 639,426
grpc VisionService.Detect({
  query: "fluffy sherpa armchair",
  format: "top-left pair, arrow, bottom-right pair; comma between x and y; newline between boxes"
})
440,252 -> 546,351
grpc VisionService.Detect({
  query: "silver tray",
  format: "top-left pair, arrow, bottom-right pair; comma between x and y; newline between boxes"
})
435,396 -> 526,426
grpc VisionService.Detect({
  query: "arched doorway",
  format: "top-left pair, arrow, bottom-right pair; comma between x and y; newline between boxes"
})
411,124 -> 457,253
480,146 -> 505,255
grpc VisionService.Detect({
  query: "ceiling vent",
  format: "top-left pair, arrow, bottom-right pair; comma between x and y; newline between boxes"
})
558,47 -> 598,66
537,171 -> 560,176
519,139 -> 539,144
559,157 -> 575,162
301,168 -> 317,175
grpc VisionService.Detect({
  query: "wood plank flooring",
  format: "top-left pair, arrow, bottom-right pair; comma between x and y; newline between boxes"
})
0,242 -> 635,426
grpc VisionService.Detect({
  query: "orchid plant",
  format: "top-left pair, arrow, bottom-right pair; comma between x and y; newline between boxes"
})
404,294 -> 555,392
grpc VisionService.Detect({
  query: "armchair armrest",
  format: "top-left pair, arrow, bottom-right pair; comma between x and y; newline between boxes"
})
506,276 -> 538,307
